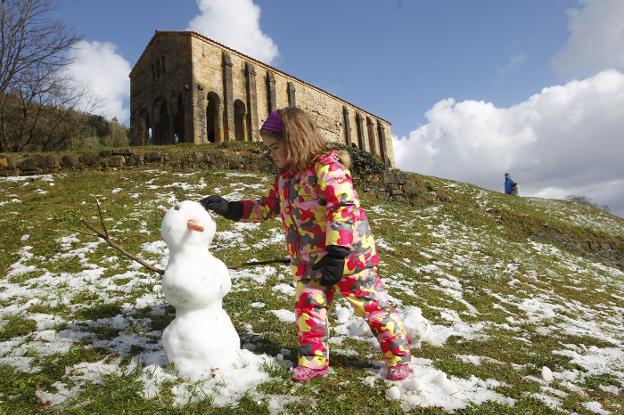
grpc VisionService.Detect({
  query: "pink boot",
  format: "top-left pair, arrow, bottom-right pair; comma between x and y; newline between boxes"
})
291,365 -> 328,382
386,363 -> 411,381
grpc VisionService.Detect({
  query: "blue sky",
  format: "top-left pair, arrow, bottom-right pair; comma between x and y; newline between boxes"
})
54,0 -> 624,215
56,0 -> 574,136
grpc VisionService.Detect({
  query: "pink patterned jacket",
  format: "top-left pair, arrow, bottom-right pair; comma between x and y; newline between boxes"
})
240,151 -> 379,280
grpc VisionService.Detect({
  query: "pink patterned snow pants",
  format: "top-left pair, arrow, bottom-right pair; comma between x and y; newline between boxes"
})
295,267 -> 411,369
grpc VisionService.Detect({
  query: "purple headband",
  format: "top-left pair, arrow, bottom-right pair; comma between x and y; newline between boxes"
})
260,111 -> 283,134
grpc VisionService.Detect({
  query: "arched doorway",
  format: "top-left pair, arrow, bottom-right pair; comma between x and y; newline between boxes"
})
206,92 -> 221,143
234,99 -> 247,141
174,94 -> 185,143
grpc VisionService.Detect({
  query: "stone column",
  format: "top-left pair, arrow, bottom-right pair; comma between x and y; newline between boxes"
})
196,85 -> 207,144
287,81 -> 296,107
222,52 -> 235,141
367,118 -> 378,156
377,120 -> 389,165
167,100 -> 176,144
356,113 -> 368,152
267,71 -> 276,112
240,106 -> 248,141
216,103 -> 225,144
342,107 -> 352,146
245,62 -> 259,142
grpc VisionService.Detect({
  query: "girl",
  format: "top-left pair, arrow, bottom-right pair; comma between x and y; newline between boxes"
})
200,108 -> 411,382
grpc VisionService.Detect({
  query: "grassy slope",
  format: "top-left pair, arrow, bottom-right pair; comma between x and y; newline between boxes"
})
0,164 -> 622,415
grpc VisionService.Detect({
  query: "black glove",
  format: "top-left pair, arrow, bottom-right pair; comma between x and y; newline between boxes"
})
199,195 -> 244,221
313,245 -> 351,286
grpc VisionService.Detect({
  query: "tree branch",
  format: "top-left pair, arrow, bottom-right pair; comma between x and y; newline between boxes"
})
80,218 -> 165,276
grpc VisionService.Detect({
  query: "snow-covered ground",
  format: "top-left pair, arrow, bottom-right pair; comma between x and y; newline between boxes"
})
0,171 -> 622,414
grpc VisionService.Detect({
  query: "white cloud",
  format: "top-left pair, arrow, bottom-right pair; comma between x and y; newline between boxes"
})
63,40 -> 131,124
552,0 -> 624,77
187,0 -> 279,64
393,70 -> 624,216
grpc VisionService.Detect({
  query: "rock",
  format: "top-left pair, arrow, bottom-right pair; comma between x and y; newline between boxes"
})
17,154 -> 60,173
61,155 -> 80,169
144,152 -> 162,163
107,155 -> 126,168
127,153 -> 143,167
79,152 -> 101,167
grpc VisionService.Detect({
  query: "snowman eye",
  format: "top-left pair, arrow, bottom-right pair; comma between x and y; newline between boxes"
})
174,205 -> 180,210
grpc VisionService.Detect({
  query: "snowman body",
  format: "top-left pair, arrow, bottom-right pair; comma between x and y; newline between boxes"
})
160,201 -> 240,380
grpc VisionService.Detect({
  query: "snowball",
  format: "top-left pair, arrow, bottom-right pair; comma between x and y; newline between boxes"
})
542,366 -> 554,383
386,385 -> 402,400
401,306 -> 432,347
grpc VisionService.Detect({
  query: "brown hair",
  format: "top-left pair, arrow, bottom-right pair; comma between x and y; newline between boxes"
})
262,107 -> 351,174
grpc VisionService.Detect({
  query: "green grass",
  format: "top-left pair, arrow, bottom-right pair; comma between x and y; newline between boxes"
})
0,156 -> 622,414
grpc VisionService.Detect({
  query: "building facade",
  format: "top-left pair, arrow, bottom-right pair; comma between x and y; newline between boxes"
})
129,31 -> 395,166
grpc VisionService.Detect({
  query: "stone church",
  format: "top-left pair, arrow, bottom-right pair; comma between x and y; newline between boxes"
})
129,31 -> 395,166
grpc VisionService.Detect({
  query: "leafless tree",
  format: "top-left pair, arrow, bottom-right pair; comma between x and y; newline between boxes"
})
0,0 -> 82,152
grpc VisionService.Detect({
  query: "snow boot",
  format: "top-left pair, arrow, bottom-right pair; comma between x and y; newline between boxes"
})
386,363 -> 411,381
291,365 -> 328,382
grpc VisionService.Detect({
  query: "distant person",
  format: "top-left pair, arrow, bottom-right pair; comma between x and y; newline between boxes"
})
504,173 -> 518,196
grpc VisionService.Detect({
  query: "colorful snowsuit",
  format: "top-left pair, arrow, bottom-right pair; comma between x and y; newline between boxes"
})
239,151 -> 411,369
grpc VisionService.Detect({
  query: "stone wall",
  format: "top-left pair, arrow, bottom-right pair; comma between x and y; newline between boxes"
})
0,147 -> 273,176
130,33 -> 195,147
130,31 -> 395,166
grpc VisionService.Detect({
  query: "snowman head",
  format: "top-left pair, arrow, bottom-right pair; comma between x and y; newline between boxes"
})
160,200 -> 216,252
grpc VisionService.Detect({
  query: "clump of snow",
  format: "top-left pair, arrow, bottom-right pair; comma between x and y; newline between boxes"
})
400,306 -> 432,348
230,265 -> 277,285
380,358 -> 515,411
542,366 -> 554,383
583,401 -> 611,415
272,283 -> 295,297
140,349 -> 276,407
269,309 -> 295,323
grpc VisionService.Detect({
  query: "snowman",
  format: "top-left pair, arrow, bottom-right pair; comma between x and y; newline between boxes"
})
160,200 -> 241,380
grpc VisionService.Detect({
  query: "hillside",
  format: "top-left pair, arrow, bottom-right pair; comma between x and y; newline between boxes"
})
0,156 -> 623,414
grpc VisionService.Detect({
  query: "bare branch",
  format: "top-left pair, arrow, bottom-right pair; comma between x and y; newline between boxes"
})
228,258 -> 290,270
80,218 -> 165,276
95,198 -> 109,239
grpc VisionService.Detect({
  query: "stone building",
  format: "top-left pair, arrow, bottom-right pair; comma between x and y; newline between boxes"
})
129,31 -> 395,166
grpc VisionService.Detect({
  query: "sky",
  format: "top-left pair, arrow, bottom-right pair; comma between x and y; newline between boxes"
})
53,0 -> 624,216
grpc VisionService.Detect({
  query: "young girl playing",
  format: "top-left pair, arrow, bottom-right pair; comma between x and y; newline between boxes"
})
200,108 -> 411,382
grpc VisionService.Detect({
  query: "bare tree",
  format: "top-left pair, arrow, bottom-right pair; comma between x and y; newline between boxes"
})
0,0 -> 81,152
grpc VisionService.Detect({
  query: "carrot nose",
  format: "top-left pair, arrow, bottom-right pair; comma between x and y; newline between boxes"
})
187,219 -> 204,232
